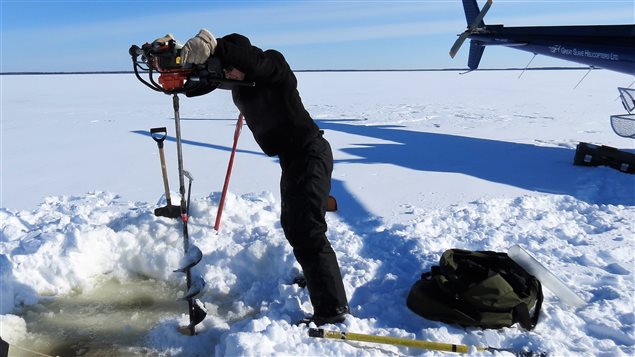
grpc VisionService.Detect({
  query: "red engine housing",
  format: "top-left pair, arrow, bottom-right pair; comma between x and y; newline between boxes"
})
158,70 -> 190,92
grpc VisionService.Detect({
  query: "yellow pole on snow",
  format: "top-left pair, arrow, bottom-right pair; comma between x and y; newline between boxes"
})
308,328 -> 488,353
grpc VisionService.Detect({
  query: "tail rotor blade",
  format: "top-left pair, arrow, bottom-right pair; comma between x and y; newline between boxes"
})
449,32 -> 470,58
449,0 -> 493,58
470,0 -> 492,30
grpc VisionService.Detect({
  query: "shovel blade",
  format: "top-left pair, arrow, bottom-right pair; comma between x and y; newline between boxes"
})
154,205 -> 181,218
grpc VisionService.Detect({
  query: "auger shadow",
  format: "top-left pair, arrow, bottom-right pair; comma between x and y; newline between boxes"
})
131,130 -> 264,157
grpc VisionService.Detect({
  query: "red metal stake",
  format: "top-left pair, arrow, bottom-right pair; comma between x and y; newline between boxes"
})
214,113 -> 244,231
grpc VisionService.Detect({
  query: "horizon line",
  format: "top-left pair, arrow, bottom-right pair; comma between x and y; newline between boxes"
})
0,66 -> 594,76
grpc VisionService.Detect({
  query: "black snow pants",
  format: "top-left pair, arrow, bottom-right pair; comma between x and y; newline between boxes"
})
279,133 -> 348,317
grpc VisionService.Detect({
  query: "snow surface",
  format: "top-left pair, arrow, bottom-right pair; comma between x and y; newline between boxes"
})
1,70 -> 634,356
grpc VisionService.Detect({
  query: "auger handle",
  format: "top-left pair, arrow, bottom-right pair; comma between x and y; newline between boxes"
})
129,44 -> 143,58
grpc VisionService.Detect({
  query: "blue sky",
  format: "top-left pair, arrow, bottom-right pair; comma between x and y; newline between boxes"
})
1,0 -> 633,72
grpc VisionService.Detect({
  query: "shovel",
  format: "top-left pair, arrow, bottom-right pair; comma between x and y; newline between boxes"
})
150,127 -> 181,218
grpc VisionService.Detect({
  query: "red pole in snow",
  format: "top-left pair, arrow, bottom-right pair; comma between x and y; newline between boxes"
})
214,113 -> 244,231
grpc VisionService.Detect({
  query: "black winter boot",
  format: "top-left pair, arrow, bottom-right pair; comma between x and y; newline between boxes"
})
296,306 -> 350,326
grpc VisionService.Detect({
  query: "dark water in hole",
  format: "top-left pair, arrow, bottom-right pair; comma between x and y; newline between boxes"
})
14,277 -> 186,357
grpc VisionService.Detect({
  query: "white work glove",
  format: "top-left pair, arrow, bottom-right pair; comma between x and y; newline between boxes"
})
182,29 -> 217,64
152,33 -> 176,46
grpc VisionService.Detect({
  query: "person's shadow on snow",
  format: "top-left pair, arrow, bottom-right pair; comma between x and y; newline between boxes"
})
321,119 -> 634,207
323,118 -> 634,333
330,178 -> 448,333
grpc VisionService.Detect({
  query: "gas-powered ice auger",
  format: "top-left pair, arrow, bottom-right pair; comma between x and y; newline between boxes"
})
129,36 -> 253,335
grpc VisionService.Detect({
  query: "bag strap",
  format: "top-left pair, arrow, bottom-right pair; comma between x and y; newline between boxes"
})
512,278 -> 544,330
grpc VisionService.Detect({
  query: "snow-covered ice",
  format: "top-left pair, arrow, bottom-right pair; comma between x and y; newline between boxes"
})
1,70 -> 634,356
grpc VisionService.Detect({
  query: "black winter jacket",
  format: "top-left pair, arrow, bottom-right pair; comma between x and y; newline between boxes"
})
214,37 -> 320,157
